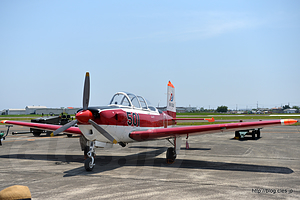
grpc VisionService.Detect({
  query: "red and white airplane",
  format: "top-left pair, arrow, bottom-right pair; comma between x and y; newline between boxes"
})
1,72 -> 298,171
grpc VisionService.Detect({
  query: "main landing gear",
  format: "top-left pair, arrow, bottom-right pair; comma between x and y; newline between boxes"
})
166,147 -> 176,164
166,137 -> 182,164
80,135 -> 183,171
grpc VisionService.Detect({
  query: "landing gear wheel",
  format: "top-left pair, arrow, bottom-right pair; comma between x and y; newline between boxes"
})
235,131 -> 239,138
84,146 -> 89,160
166,147 -> 176,164
252,131 -> 256,140
257,130 -> 260,138
84,157 -> 95,171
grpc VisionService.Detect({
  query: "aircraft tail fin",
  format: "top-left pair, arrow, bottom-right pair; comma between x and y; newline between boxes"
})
167,81 -> 176,118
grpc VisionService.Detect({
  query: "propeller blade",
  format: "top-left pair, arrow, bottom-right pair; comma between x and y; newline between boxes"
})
88,119 -> 118,144
50,120 -> 78,137
83,72 -> 90,110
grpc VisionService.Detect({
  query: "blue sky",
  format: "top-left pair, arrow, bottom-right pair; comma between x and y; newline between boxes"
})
1,0 -> 299,111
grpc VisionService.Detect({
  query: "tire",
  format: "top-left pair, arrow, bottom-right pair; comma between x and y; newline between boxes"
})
235,131 -> 239,138
257,130 -> 261,138
84,157 -> 95,171
84,146 -> 89,159
252,131 -> 256,140
166,147 -> 176,164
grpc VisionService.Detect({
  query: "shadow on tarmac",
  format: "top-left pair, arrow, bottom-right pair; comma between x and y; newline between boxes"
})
230,137 -> 262,141
0,146 -> 293,177
129,146 -> 211,151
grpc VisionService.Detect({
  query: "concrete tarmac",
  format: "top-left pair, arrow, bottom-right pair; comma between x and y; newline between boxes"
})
0,125 -> 299,199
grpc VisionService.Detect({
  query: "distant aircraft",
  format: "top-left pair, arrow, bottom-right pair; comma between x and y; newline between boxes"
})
1,72 -> 297,171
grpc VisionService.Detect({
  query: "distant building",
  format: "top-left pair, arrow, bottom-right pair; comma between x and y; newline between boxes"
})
5,109 -> 26,115
157,106 -> 197,113
284,109 -> 297,114
177,107 -> 197,113
2,106 -> 81,116
271,107 -> 284,114
35,107 -> 80,115
35,108 -> 63,115
65,107 -> 80,115
25,106 -> 47,114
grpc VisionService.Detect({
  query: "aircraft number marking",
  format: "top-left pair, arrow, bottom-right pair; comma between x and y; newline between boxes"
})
127,112 -> 140,127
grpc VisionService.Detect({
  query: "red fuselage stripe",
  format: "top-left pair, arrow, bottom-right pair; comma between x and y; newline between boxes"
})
78,109 -> 176,128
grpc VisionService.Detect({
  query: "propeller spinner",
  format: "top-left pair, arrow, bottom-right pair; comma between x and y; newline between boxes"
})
50,72 -> 118,144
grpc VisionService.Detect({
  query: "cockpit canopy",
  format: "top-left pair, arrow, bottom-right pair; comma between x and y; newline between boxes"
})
109,92 -> 157,111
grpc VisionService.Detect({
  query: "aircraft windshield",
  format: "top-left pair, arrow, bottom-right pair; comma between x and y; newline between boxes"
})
137,96 -> 147,109
109,92 -> 156,111
127,93 -> 141,108
110,93 -> 131,107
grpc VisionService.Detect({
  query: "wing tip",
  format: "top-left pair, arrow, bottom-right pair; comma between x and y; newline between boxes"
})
282,119 -> 298,125
1,120 -> 7,124
206,117 -> 215,122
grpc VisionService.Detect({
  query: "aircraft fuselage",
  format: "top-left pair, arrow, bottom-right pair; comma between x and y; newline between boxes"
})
77,106 -> 176,143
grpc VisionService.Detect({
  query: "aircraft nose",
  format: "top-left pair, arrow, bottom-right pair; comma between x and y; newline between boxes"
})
76,110 -> 93,124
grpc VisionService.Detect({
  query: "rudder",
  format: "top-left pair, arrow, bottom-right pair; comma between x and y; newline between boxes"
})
167,81 -> 176,118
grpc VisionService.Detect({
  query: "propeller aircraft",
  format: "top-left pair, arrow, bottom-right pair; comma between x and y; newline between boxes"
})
1,72 -> 298,171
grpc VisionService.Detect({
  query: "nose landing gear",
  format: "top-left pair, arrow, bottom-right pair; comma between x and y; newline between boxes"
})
84,141 -> 96,171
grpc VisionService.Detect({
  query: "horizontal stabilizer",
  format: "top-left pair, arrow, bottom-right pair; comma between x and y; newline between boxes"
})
176,117 -> 215,122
